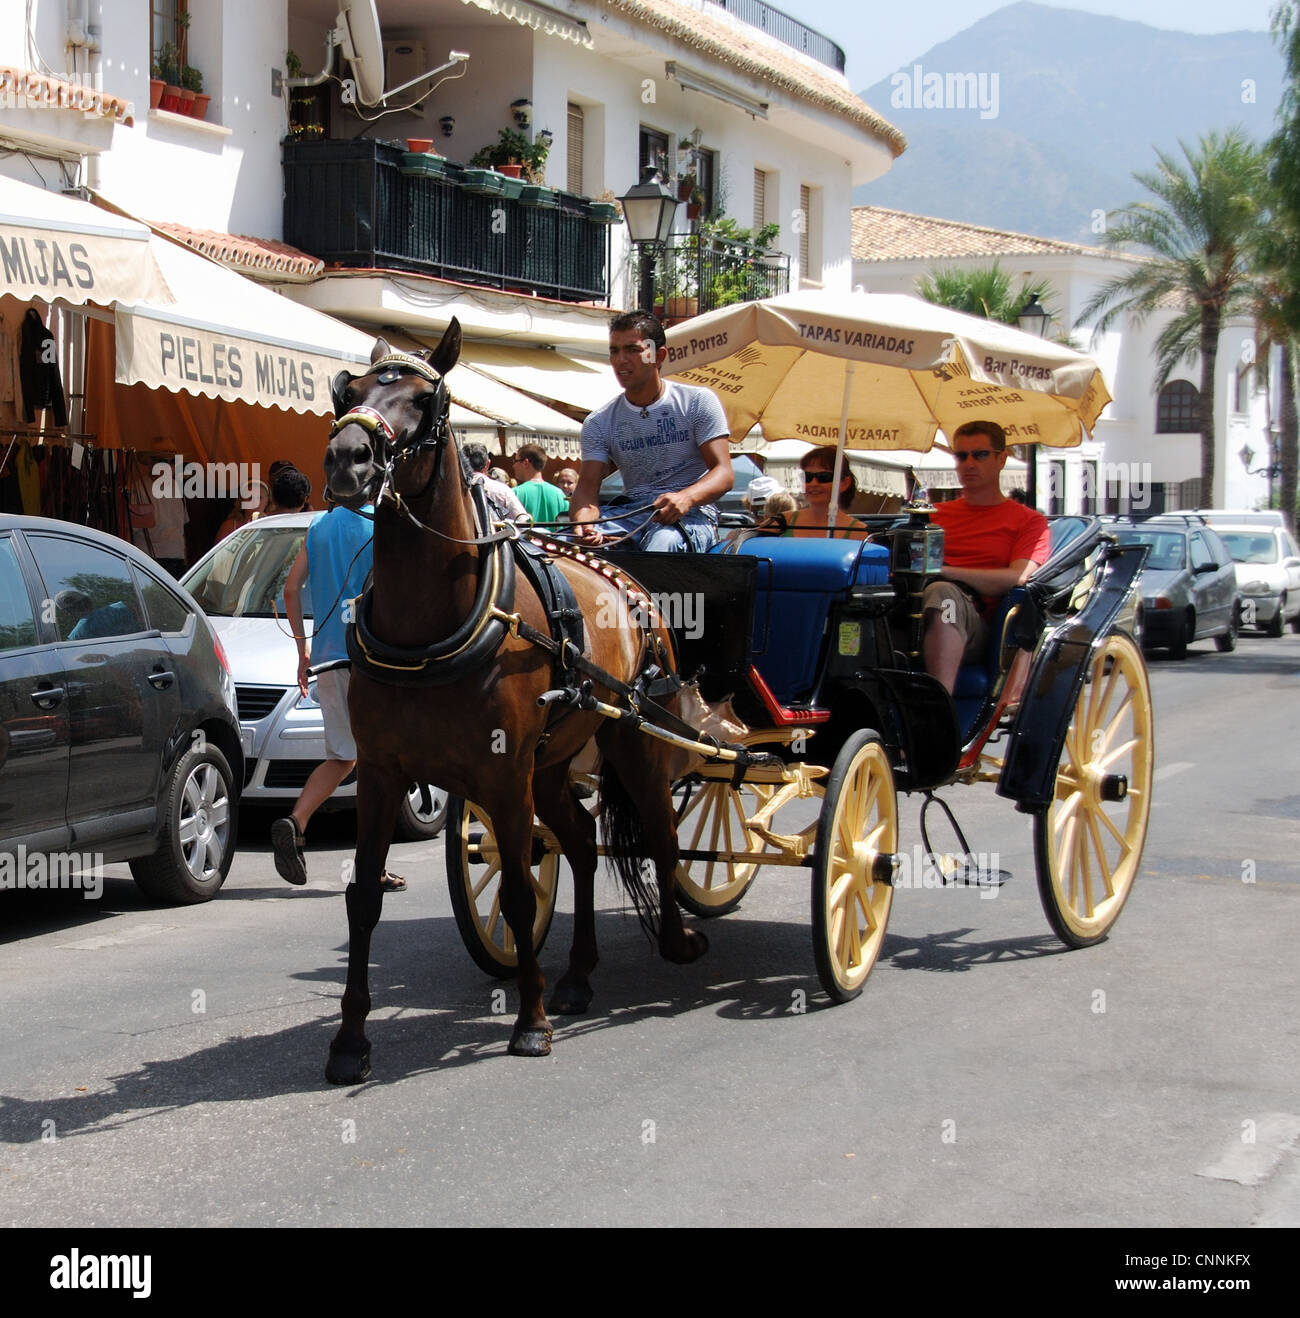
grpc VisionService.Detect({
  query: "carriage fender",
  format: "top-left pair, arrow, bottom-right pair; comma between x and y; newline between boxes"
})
996,544 -> 1147,810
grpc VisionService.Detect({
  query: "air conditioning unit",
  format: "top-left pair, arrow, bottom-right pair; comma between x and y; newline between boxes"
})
383,36 -> 428,116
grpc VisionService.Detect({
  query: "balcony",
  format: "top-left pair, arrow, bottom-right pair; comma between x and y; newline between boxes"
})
705,0 -> 846,74
647,231 -> 791,320
282,138 -> 612,303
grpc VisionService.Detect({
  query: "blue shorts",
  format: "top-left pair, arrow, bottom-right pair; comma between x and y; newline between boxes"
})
599,508 -> 716,552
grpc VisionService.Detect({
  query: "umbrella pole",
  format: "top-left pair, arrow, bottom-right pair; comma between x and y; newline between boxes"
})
828,363 -> 854,539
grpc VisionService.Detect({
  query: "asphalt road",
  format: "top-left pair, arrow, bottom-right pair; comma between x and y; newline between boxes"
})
0,630 -> 1296,1234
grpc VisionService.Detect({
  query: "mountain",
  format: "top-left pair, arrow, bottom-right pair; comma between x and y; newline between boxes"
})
856,2 -> 1284,243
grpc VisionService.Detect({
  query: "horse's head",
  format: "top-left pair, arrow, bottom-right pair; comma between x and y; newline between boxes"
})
324,318 -> 462,511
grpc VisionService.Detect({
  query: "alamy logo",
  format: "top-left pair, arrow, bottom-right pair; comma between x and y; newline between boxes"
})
890,63 -> 1000,120
0,846 -> 102,899
594,584 -> 704,640
50,1250 -> 151,1298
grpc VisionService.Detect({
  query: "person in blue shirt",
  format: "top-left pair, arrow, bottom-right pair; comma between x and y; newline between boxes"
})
273,504 -> 405,892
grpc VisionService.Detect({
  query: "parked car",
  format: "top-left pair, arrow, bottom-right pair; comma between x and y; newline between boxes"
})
181,513 -> 448,837
1209,523 -> 1300,636
1109,517 -> 1241,658
0,515 -> 243,903
1178,508 -> 1285,529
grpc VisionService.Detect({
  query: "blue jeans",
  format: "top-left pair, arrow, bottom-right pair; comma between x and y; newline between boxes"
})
600,508 -> 716,552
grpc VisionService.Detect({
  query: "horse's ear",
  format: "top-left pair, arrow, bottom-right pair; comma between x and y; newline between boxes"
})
331,370 -> 353,416
429,317 -> 461,378
370,337 -> 391,365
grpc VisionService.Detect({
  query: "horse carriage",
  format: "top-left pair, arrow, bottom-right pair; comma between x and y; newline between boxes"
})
316,295 -> 1151,1083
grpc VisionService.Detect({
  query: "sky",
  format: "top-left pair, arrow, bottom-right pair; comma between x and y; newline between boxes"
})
778,0 -> 1283,89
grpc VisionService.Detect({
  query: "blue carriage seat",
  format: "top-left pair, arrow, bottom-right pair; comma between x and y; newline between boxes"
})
952,589 -> 1026,739
715,536 -> 891,705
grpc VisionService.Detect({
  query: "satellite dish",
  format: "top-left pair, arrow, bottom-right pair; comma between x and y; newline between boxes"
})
335,0 -> 385,107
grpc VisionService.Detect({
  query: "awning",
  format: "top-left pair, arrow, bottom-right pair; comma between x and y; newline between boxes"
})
0,175 -> 172,308
113,232 -> 375,415
386,330 -> 582,438
460,0 -> 593,48
458,341 -> 612,417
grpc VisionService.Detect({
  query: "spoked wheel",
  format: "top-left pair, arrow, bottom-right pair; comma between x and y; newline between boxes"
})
446,798 -> 560,978
811,730 -> 898,1003
1033,632 -> 1154,948
673,778 -> 767,917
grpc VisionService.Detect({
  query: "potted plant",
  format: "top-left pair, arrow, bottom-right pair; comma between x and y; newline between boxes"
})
157,42 -> 182,113
469,127 -> 550,184
182,65 -> 209,119
588,190 -> 621,224
660,243 -> 698,319
149,60 -> 164,110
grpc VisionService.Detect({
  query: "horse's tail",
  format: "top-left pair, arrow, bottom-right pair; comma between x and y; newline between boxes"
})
599,758 -> 660,943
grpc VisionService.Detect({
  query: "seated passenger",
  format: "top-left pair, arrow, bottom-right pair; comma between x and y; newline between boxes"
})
569,311 -> 733,552
922,420 -> 1050,694
783,450 -> 867,538
756,489 -> 798,534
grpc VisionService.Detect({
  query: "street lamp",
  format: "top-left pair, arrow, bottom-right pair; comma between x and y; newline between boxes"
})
618,166 -> 679,313
1016,293 -> 1053,508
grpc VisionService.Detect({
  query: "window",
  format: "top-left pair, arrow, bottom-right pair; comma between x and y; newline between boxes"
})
0,539 -> 36,653
1189,532 -> 1215,572
28,537 -> 144,642
1082,461 -> 1098,515
639,126 -> 670,179
695,148 -> 717,217
799,184 -> 811,277
567,103 -> 585,195
151,0 -> 189,66
1047,460 -> 1066,515
1156,380 -> 1199,433
753,168 -> 768,230
1232,364 -> 1251,414
132,565 -> 192,635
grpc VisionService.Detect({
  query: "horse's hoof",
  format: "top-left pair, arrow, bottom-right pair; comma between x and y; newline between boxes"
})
548,980 -> 593,1015
325,1046 -> 372,1085
664,928 -> 709,964
508,1026 -> 553,1057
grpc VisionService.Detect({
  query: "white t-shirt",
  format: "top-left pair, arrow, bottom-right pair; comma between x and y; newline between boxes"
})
581,380 -> 729,521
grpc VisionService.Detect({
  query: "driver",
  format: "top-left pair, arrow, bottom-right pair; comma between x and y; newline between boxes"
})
922,420 -> 1050,693
568,311 -> 733,551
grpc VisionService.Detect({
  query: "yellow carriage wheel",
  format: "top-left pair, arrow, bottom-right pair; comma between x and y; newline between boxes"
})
673,779 -> 766,917
811,731 -> 898,1003
1033,632 -> 1154,948
446,799 -> 560,979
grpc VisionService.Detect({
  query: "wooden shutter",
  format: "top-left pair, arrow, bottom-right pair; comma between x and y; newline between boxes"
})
753,169 -> 766,230
567,103 -> 584,195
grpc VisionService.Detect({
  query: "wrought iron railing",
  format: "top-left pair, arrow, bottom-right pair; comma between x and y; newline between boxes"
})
282,138 -> 611,303
647,232 -> 791,317
705,0 -> 846,73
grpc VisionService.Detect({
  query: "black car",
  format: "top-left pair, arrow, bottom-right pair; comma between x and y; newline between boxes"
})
0,516 -> 243,903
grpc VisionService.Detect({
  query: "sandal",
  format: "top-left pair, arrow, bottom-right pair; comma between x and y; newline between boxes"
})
380,871 -> 407,893
271,817 -> 307,886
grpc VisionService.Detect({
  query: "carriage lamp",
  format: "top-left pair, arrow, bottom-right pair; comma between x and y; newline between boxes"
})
619,167 -> 679,312
439,114 -> 455,138
511,98 -> 532,127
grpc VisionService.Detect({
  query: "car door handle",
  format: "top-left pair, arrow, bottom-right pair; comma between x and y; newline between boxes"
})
147,667 -> 175,690
30,683 -> 66,709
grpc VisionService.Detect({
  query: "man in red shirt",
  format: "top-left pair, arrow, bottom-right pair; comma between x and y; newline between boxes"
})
923,420 -> 1051,693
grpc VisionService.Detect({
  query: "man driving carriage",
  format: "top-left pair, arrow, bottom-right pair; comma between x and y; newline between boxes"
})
569,312 -> 733,551
922,419 -> 1050,693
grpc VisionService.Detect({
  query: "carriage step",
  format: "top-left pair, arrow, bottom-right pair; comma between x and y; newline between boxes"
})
932,852 -> 1011,888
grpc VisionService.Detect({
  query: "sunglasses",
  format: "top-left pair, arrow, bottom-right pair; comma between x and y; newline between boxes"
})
803,471 -> 838,483
952,449 -> 995,462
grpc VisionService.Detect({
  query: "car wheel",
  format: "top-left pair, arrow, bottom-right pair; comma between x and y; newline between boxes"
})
1167,609 -> 1191,660
1215,601 -> 1239,652
393,782 -> 450,840
1265,595 -> 1285,638
130,742 -> 237,904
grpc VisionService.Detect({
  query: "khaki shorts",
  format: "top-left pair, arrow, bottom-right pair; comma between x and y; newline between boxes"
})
923,580 -> 989,663
316,667 -> 357,762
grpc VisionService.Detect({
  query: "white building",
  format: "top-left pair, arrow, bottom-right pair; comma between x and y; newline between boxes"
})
1,1 -> 903,527
852,205 -> 1278,515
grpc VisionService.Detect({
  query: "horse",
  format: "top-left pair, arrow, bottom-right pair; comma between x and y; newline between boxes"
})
319,320 -> 708,1083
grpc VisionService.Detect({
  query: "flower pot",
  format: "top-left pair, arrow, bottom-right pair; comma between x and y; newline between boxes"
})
678,180 -> 693,201
588,201 -> 620,224
178,87 -> 196,114
519,184 -> 557,208
665,296 -> 698,319
462,168 -> 506,196
686,202 -> 701,220
160,84 -> 182,113
191,92 -> 211,120
149,78 -> 164,110
497,173 -> 525,199
400,151 -> 449,177
499,163 -> 523,179
406,138 -> 433,153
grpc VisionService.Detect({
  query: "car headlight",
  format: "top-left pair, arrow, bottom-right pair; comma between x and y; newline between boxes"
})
296,681 -> 321,710
1240,579 -> 1268,595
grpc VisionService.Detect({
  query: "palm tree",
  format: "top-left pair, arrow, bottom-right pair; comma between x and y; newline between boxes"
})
1077,129 -> 1268,505
917,262 -> 1057,327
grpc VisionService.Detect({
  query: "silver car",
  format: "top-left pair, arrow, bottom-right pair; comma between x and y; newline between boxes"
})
181,513 -> 448,837
1212,524 -> 1300,637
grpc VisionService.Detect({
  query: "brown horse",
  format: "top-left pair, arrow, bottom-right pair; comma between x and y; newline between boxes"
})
320,321 -> 707,1083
